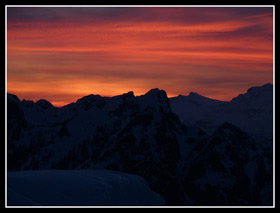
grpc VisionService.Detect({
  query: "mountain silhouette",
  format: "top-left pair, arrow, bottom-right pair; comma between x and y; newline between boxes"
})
7,84 -> 273,206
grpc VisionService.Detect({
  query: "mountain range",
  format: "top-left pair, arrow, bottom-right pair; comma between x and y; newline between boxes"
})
7,83 -> 273,206
170,83 -> 273,143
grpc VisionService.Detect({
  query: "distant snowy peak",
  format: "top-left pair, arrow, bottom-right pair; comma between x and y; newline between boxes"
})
231,83 -> 273,103
247,83 -> 273,94
171,91 -> 225,107
188,92 -> 224,103
188,92 -> 204,98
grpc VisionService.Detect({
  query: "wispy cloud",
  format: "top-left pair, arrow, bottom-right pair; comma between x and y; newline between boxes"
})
7,7 -> 273,106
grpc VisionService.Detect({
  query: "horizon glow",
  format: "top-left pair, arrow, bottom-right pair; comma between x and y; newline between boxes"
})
7,6 -> 273,107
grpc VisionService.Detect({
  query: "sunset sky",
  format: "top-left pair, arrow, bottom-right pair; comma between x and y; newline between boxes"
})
7,6 -> 273,107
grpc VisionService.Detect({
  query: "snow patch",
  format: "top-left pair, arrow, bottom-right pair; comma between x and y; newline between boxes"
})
7,170 -> 165,206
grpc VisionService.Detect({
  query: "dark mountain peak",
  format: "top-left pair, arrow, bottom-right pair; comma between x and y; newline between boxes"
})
145,88 -> 169,103
7,93 -> 20,102
123,91 -> 134,97
185,122 -> 261,206
121,91 -> 135,103
7,93 -> 36,109
77,94 -> 102,103
212,122 -> 252,143
35,99 -> 53,109
142,88 -> 170,112
75,94 -> 105,111
206,122 -> 258,168
145,88 -> 165,97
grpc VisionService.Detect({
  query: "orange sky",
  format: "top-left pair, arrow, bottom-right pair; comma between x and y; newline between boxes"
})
7,7 -> 273,107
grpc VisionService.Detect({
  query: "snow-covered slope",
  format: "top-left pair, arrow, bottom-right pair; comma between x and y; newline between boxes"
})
170,83 -> 273,143
7,170 -> 165,206
169,92 -> 225,133
181,122 -> 272,205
